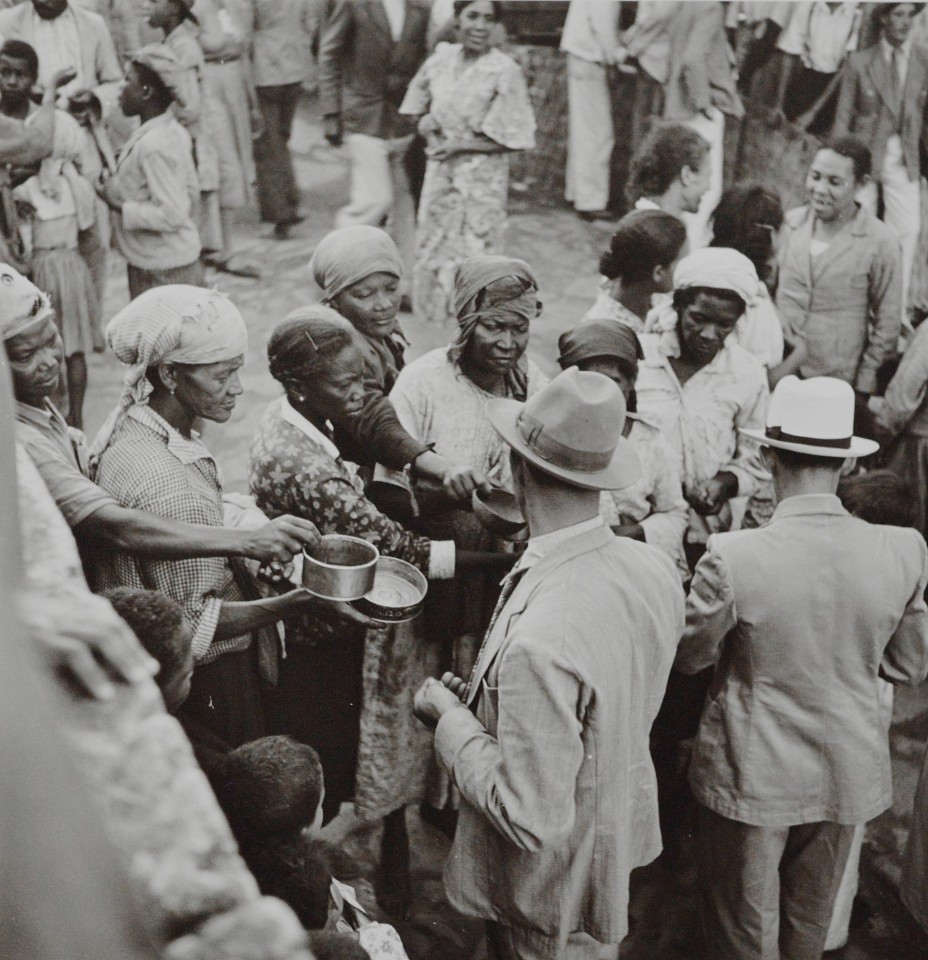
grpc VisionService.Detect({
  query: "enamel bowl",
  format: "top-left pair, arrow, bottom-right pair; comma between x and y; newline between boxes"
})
352,556 -> 428,624
472,487 -> 528,540
302,535 -> 379,601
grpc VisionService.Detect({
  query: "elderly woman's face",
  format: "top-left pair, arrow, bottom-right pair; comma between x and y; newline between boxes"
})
172,355 -> 245,423
302,343 -> 366,423
464,313 -> 530,378
332,272 -> 402,340
6,316 -> 64,407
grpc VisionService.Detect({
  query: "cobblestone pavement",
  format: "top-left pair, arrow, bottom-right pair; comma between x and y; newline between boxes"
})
81,95 -> 928,960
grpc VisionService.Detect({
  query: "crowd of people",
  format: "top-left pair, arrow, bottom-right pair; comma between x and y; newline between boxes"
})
9,2 -> 928,960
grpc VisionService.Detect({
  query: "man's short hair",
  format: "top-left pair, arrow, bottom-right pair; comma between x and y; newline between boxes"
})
837,469 -> 918,527
217,736 -> 324,840
820,136 -> 872,182
627,122 -> 710,202
599,210 -> 687,284
0,40 -> 39,81
101,586 -> 187,685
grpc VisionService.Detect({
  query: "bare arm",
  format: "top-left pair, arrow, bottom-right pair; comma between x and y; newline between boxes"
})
76,502 -> 320,563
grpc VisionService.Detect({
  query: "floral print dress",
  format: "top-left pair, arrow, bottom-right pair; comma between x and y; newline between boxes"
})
249,397 -> 435,821
399,43 -> 536,323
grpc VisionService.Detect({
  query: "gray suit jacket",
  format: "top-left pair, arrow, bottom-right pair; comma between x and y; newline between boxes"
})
435,523 -> 684,947
318,0 -> 429,138
678,494 -> 928,827
834,41 -> 928,180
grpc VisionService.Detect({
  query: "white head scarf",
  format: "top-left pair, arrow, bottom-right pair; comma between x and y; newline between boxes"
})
0,264 -> 54,341
644,247 -> 780,361
92,285 -> 247,458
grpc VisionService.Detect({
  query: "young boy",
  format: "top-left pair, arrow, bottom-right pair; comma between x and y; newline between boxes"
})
217,736 -> 408,957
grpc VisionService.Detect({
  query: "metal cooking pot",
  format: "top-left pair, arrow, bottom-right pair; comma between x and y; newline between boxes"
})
302,534 -> 379,601
352,556 -> 428,624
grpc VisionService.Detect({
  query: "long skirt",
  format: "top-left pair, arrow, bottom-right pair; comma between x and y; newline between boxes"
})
33,247 -> 97,358
413,152 -> 510,324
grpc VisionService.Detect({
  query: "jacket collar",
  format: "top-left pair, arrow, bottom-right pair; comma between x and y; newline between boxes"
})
770,493 -> 848,522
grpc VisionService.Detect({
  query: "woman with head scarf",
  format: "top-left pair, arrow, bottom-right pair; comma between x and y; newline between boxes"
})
558,321 -> 688,580
635,248 -> 770,566
248,305 -> 506,915
387,255 -> 547,759
310,225 -> 488,502
91,286 -> 339,747
95,44 -> 203,300
399,0 -> 536,323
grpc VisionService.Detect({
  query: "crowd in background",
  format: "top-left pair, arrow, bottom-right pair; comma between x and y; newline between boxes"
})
10,3 -> 928,960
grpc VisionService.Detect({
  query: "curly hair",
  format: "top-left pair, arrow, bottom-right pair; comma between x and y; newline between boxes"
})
101,587 -> 187,681
598,210 -> 687,283
710,185 -> 784,285
627,122 -> 710,202
267,306 -> 355,395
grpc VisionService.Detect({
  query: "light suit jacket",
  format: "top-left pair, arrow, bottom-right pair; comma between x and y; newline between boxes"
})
678,494 -> 928,827
834,41 -> 928,180
435,523 -> 684,949
0,2 -> 122,116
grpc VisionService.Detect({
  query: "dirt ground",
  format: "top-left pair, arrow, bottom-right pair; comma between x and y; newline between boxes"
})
80,95 -> 928,960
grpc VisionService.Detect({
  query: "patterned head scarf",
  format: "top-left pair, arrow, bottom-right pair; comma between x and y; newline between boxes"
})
449,255 -> 540,401
92,285 -> 247,457
309,226 -> 404,303
0,265 -> 54,341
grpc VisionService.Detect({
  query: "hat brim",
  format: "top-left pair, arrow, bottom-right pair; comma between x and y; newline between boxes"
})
740,428 -> 879,459
487,398 -> 641,491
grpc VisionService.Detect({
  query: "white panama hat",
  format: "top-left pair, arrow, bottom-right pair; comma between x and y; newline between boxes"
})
740,375 -> 879,459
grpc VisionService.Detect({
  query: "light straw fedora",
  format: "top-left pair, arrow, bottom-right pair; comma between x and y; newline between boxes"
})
740,375 -> 879,458
487,366 -> 640,491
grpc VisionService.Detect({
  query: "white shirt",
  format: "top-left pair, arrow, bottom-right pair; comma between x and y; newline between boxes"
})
776,1 -> 861,74
635,196 -> 661,211
381,0 -> 406,42
30,6 -> 85,97
560,0 -> 621,64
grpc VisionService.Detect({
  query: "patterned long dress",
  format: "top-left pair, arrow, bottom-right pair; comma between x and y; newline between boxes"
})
248,397 -> 437,822
399,43 -> 536,323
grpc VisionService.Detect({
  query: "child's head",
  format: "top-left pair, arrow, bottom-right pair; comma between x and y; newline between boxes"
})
218,736 -> 325,844
101,586 -> 192,712
307,931 -> 370,960
248,837 -> 334,931
837,470 -> 918,528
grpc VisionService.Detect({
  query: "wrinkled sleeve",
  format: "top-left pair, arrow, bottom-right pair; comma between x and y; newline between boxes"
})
858,234 -> 902,394
399,53 -> 433,116
640,434 -> 688,565
481,59 -> 536,150
435,635 -> 585,852
120,142 -> 194,233
725,364 -> 769,498
875,323 -> 928,435
881,532 -> 928,686
675,538 -> 736,674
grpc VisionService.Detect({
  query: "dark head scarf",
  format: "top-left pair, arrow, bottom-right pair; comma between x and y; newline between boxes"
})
557,320 -> 643,371
449,255 -> 540,401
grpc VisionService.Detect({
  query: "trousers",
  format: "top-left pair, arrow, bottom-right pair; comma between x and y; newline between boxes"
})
485,921 -> 617,960
565,54 -> 614,213
254,82 -> 302,225
697,805 -> 855,960
335,132 -> 415,292
859,133 -> 920,331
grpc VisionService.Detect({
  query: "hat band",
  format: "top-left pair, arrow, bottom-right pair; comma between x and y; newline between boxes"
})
517,411 -> 613,473
765,426 -> 852,449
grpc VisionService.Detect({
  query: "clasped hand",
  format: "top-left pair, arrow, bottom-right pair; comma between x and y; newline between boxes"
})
414,672 -> 467,729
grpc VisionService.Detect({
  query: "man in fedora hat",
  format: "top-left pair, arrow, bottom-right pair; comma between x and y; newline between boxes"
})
677,375 -> 928,960
414,366 -> 685,959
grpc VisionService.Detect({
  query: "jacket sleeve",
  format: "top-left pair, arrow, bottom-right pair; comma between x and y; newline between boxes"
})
881,532 -> 928,686
858,233 -> 902,394
120,143 -> 194,233
874,323 -> 928,434
318,0 -> 349,118
435,632 -> 586,852
675,538 -> 736,674
832,60 -> 856,137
